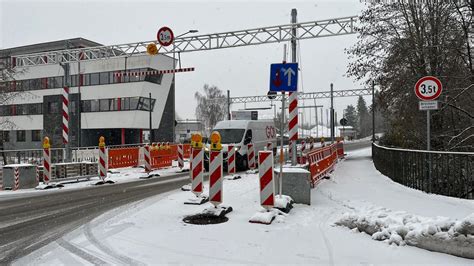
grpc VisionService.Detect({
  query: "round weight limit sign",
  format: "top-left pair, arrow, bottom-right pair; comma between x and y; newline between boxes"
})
157,27 -> 174,47
414,76 -> 443,101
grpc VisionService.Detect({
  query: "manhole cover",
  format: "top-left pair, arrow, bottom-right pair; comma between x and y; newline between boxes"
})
183,214 -> 229,225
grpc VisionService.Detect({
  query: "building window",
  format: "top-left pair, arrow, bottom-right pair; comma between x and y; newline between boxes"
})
16,130 -> 26,142
83,73 -> 90,86
90,99 -> 100,112
48,76 -> 63,89
70,100 -> 76,114
90,73 -> 100,85
16,104 -> 27,115
48,102 -> 60,114
99,99 -> 109,111
130,97 -> 139,109
30,79 -> 41,90
41,78 -> 48,89
100,72 -> 109,85
31,130 -> 41,141
138,97 -> 155,111
2,131 -> 10,142
81,100 -> 91,112
0,106 -> 9,116
121,97 -> 130,110
145,73 -> 163,84
70,74 -> 77,87
28,103 -> 42,115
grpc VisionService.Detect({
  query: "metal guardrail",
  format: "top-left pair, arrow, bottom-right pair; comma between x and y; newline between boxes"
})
372,143 -> 474,199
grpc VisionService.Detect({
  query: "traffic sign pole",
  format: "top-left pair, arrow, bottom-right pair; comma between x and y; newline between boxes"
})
427,109 -> 432,193
415,76 -> 442,194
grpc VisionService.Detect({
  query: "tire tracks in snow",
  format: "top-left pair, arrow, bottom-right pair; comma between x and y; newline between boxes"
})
56,238 -> 109,266
83,222 -> 146,266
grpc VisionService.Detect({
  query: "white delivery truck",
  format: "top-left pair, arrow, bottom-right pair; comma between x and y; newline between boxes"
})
204,119 -> 277,171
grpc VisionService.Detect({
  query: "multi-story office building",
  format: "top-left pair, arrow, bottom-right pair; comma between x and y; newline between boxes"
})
0,38 -> 175,149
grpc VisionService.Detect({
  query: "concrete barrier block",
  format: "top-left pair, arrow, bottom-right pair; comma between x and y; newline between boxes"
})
274,167 -> 311,205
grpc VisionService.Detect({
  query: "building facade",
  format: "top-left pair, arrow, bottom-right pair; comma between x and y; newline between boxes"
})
175,120 -> 204,143
0,38 -> 175,149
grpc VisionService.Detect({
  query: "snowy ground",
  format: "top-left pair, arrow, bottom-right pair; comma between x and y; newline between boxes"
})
17,148 -> 474,264
0,161 -> 190,200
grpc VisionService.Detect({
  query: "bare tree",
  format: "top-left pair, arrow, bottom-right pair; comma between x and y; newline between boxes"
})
194,84 -> 226,135
347,1 -> 473,151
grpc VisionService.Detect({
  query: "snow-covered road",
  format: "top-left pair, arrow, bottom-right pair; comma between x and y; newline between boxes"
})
17,147 -> 474,264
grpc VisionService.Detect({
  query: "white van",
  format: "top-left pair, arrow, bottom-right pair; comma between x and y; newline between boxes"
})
204,119 -> 277,171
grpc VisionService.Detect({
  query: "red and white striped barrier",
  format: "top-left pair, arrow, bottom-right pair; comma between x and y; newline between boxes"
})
227,145 -> 236,174
258,151 -> 275,209
62,86 -> 69,144
144,144 -> 152,173
43,138 -> 51,184
114,68 -> 195,77
13,167 -> 20,191
191,148 -> 204,196
301,140 -> 306,153
307,143 -> 341,187
0,172 -> 3,190
248,143 -> 255,169
177,144 -> 184,169
99,137 -> 107,181
288,91 -> 298,161
209,150 -> 223,206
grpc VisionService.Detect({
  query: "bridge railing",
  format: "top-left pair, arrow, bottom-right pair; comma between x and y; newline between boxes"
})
372,143 -> 474,199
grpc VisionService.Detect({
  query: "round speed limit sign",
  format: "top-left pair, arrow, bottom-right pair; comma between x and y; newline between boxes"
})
157,26 -> 174,47
414,76 -> 443,101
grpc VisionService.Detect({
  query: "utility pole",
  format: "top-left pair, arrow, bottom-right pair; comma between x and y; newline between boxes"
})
227,90 -> 231,120
149,92 -> 153,144
291,8 -> 298,166
330,83 -> 334,143
77,54 -> 81,148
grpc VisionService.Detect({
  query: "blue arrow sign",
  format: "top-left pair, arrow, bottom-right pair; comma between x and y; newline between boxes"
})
269,63 -> 298,92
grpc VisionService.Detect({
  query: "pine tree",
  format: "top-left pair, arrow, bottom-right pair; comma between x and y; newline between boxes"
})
343,104 -> 357,129
356,96 -> 371,138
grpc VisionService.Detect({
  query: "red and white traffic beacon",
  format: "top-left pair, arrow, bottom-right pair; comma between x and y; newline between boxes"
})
202,131 -> 233,216
184,133 -> 208,205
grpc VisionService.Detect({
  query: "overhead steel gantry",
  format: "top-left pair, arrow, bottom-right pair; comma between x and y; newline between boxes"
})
12,16 -> 357,67
228,88 -> 371,104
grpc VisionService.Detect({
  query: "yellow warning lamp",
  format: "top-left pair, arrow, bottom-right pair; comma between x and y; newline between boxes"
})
165,142 -> 170,150
43,136 -> 50,149
191,133 -> 203,149
210,131 -> 222,151
99,136 -> 105,148
147,43 -> 158,55
190,133 -> 195,147
151,142 -> 157,151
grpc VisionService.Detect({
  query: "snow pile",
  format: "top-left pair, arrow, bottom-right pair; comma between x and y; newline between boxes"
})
335,207 -> 474,259
274,195 -> 293,209
249,208 -> 286,224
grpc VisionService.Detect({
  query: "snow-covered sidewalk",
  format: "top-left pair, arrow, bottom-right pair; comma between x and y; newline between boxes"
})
17,148 -> 474,264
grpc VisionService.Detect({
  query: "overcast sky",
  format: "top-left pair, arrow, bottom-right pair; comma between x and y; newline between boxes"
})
1,0 -> 370,127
